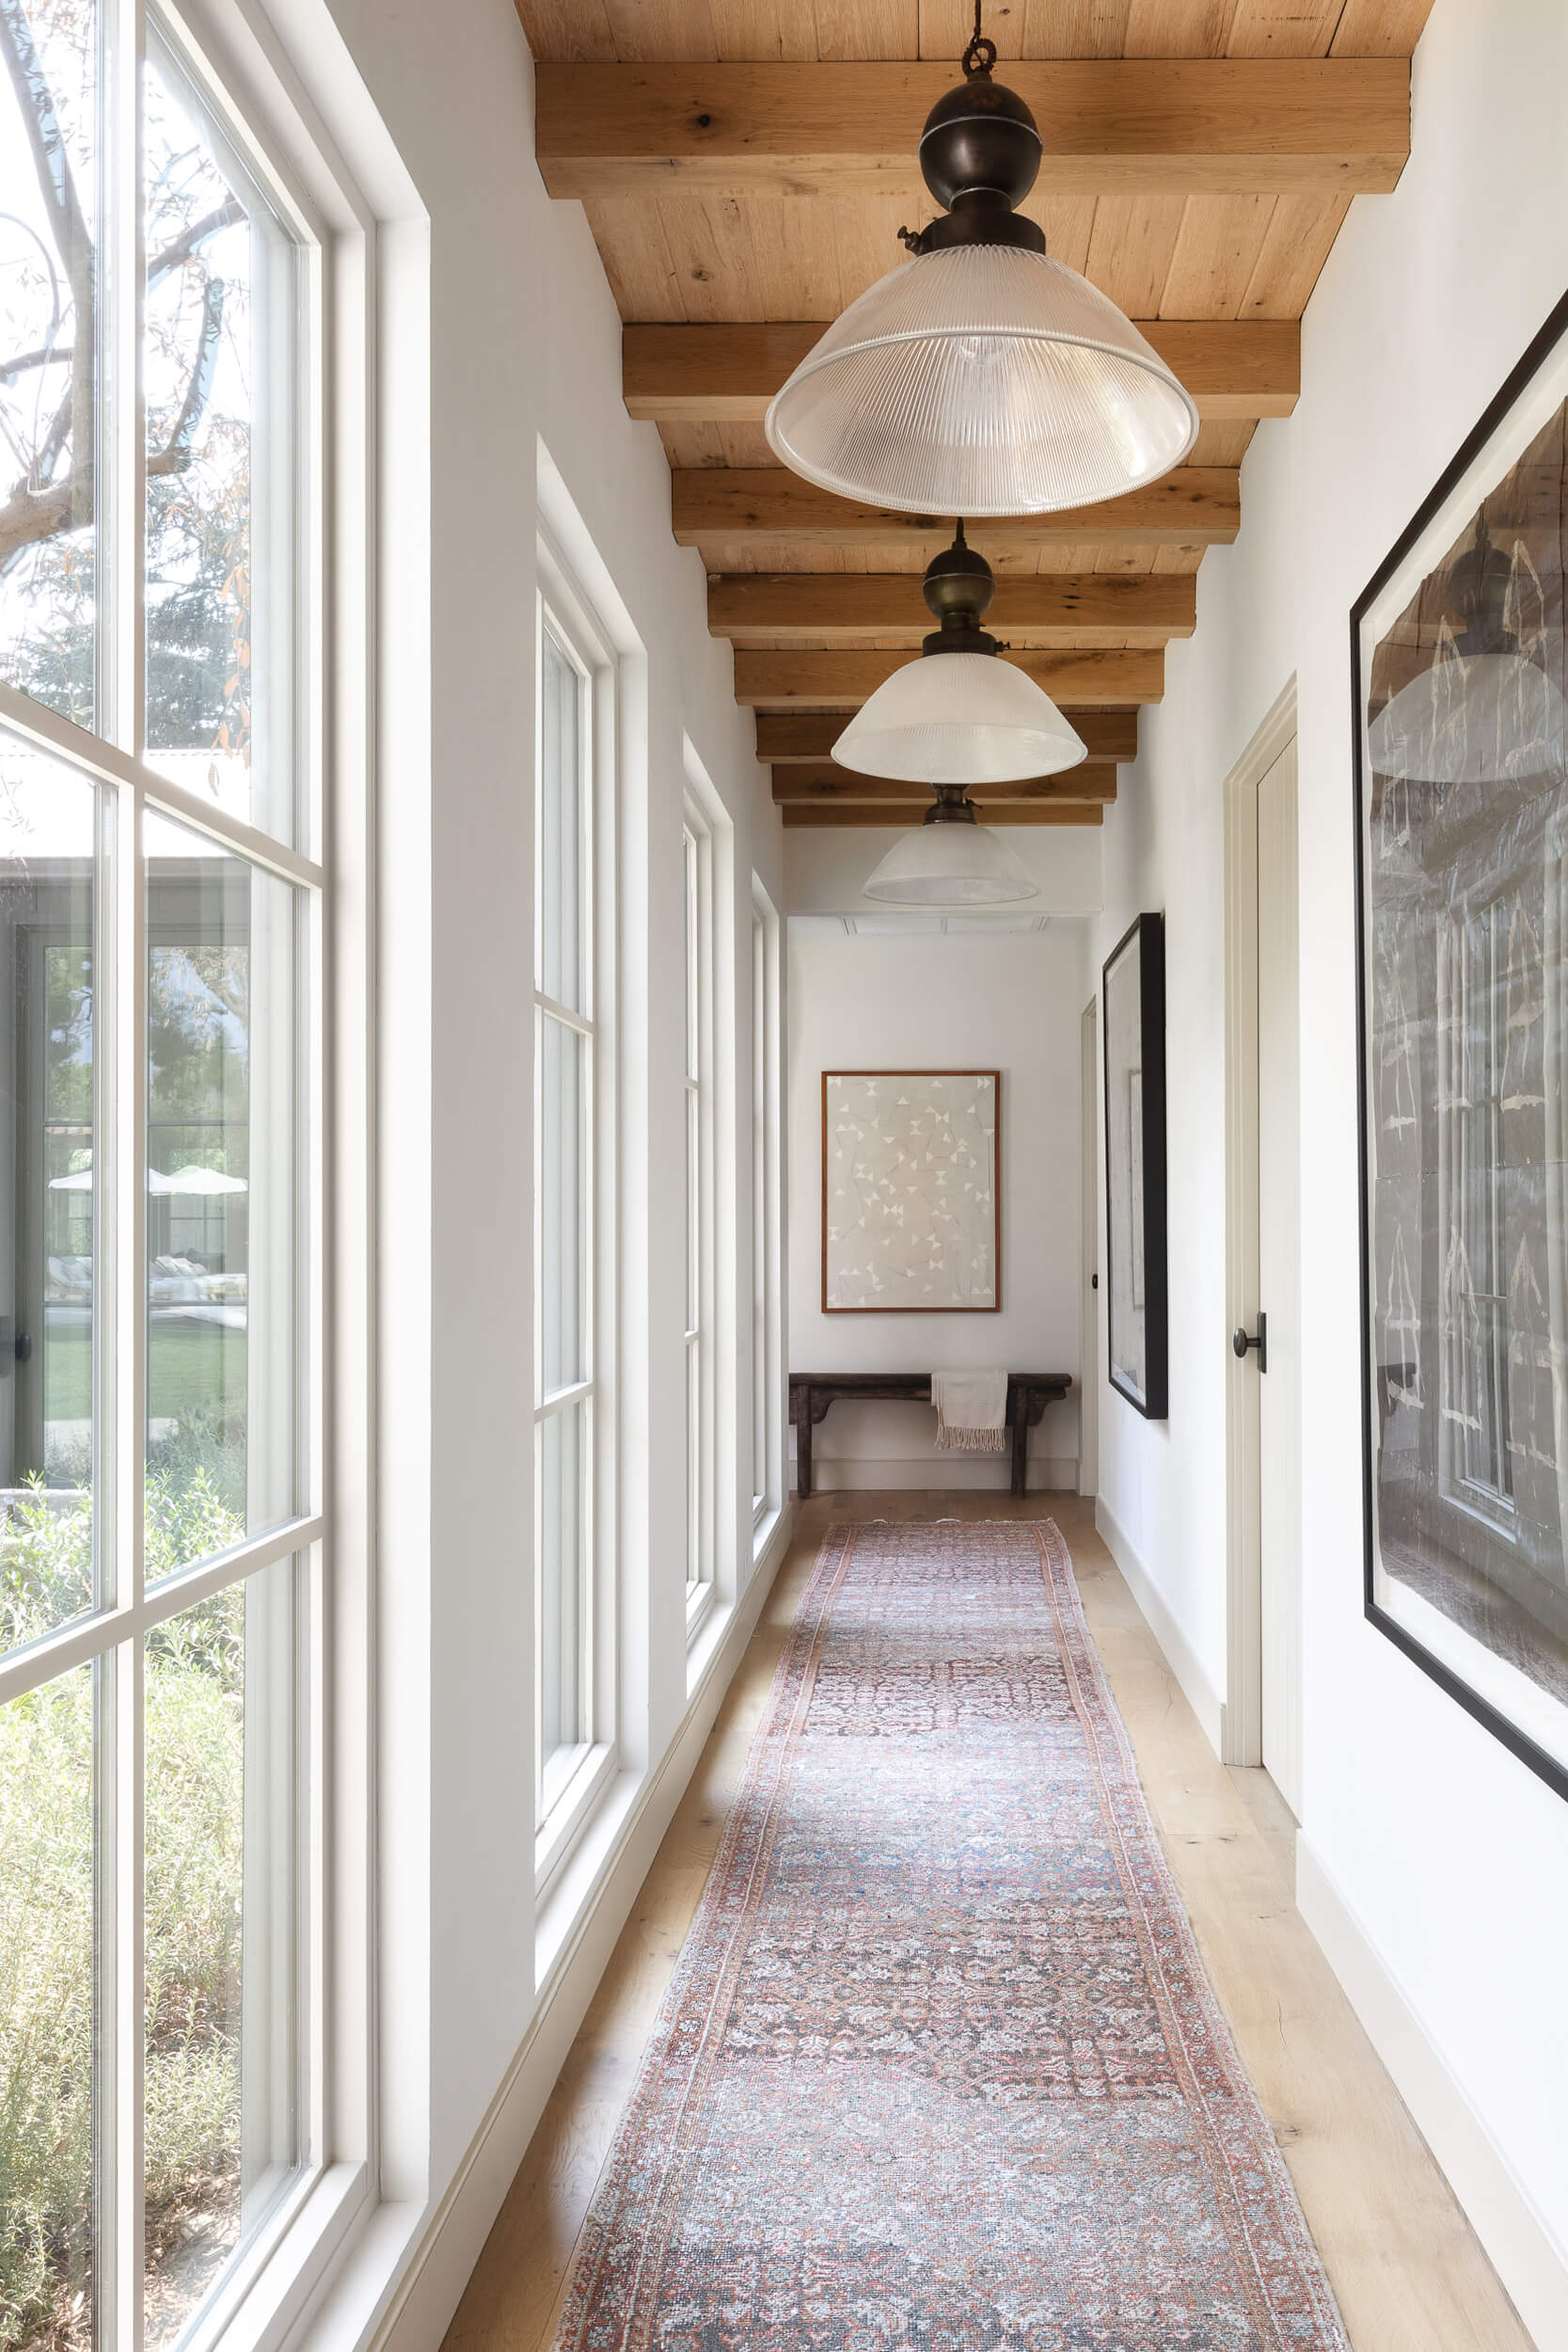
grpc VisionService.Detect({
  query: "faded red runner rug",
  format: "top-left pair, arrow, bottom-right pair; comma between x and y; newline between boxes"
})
553,1520 -> 1349,2351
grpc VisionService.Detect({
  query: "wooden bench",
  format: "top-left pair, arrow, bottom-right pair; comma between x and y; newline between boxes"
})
789,1372 -> 1074,1501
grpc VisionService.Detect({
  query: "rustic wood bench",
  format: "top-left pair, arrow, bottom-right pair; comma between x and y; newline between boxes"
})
788,1371 -> 1074,1501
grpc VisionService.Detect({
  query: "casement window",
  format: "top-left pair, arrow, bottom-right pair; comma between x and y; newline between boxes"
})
534,550 -> 617,1878
0,4 -> 366,2348
1437,898 -> 1517,1526
751,883 -> 782,1535
682,809 -> 714,1620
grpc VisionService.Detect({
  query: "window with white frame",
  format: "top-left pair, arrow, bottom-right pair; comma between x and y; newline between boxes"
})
751,884 -> 781,1529
534,561 -> 617,1867
683,812 -> 714,1606
0,7 -> 337,2348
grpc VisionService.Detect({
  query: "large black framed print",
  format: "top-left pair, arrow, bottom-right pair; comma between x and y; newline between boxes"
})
1103,913 -> 1169,1419
1354,288 -> 1568,1801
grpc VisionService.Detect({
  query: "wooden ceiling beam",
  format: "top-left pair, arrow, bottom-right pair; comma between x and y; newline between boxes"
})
782,803 -> 1103,828
713,571 -> 1195,647
736,648 -> 1162,709
755,708 -> 1138,761
535,61 -> 1408,199
675,469 -> 1238,548
774,765 -> 1117,804
626,321 -> 1300,425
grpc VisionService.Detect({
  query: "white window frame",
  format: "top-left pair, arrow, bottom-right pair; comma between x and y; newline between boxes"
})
533,531 -> 619,1897
0,0 -> 382,2343
682,806 -> 716,1635
751,880 -> 783,1542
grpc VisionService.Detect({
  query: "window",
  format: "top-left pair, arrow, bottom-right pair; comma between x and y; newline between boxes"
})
0,6 -> 331,2349
751,884 -> 782,1533
683,811 -> 714,1616
1438,898 -> 1516,1524
534,551 -> 617,1876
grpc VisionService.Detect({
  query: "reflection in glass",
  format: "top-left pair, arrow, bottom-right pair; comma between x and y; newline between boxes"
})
538,1403 -> 585,1785
144,1561 -> 298,2351
1,730 -> 99,1656
146,816 -> 299,1581
539,627 -> 585,1014
1364,396 -> 1568,1761
0,0 -> 99,728
0,1660 -> 98,2352
142,31 -> 299,845
539,1016 -> 585,1398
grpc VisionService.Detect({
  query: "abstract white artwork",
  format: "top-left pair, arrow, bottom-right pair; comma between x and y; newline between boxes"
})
821,1071 -> 1000,1312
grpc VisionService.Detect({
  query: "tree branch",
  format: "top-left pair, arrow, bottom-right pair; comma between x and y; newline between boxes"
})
0,0 -> 94,524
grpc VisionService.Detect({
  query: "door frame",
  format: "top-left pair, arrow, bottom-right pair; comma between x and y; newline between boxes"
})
1079,994 -> 1100,1498
1221,678 -> 1297,1768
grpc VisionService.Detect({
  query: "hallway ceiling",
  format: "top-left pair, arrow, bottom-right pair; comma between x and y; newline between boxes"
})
520,0 -> 1433,826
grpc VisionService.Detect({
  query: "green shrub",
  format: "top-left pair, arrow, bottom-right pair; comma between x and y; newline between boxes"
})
2,1475 -> 246,2352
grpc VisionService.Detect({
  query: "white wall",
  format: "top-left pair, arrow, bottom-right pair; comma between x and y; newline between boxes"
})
788,926 -> 1085,1486
1086,0 -> 1568,2336
247,0 -> 790,2345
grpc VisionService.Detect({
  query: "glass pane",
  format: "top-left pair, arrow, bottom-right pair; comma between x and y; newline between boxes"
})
143,32 -> 301,846
682,831 -> 697,1082
144,1559 -> 299,2350
686,1334 -> 700,1588
539,626 -> 585,1013
0,0 -> 100,727
147,816 -> 301,1581
538,1400 -> 585,1776
0,1659 -> 98,2352
539,1012 -> 585,1399
1,728 -> 99,1658
685,1085 -> 698,1338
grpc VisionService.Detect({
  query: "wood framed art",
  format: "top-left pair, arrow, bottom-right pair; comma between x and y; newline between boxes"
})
821,1071 -> 1001,1313
1353,286 -> 1568,1802
1102,914 -> 1169,1418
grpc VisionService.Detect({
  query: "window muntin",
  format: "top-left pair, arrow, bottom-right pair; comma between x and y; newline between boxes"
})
535,611 -> 594,1832
0,4 -> 324,2344
682,814 -> 713,1609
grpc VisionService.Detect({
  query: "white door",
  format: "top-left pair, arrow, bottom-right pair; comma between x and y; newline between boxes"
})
1080,996 -> 1100,1497
1257,741 -> 1303,1814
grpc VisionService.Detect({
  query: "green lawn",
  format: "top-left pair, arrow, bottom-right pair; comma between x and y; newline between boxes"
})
45,1321 -> 247,1426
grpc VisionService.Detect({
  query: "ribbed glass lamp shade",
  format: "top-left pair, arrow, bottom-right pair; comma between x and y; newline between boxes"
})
1369,652 -> 1568,786
833,649 -> 1086,784
863,817 -> 1041,907
765,246 -> 1198,516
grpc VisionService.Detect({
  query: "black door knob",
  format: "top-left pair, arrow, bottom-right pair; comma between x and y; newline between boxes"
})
1231,1314 -> 1267,1374
13,1328 -> 32,1365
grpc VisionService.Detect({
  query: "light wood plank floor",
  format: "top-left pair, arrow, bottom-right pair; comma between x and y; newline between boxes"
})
442,1492 -> 1534,2352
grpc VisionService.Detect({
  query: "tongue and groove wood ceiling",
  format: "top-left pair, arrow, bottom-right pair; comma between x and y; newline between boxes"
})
520,0 -> 1433,826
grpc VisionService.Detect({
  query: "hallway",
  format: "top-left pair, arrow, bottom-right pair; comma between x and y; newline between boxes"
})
443,1498 -> 1529,2352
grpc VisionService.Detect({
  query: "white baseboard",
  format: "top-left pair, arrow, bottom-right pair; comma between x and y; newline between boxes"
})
1093,1494 -> 1225,1753
1296,1837 -> 1568,2352
799,1455 -> 1080,1491
318,1502 -> 797,2352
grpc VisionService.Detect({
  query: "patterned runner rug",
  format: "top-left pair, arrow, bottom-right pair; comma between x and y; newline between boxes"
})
553,1519 -> 1350,2351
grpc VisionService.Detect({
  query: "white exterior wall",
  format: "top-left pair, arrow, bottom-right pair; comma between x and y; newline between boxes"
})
787,930 -> 1085,1487
1086,2 -> 1568,2336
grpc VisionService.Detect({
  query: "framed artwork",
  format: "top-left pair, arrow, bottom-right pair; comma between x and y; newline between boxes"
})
1354,288 -> 1568,1801
1102,914 -> 1168,1417
821,1071 -> 1000,1313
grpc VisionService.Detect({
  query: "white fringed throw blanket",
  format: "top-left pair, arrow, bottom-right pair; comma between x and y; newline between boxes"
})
930,1369 -> 1008,1453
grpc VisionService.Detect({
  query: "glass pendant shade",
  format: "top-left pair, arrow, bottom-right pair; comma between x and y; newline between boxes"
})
765,246 -> 1199,517
833,649 -> 1087,784
1369,650 -> 1568,786
863,815 -> 1041,907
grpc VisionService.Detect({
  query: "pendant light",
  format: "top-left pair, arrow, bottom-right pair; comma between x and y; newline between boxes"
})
863,784 -> 1040,907
765,6 -> 1198,517
833,522 -> 1087,783
1369,508 -> 1568,786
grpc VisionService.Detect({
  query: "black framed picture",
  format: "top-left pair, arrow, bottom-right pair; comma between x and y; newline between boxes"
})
1353,288 -> 1568,1801
1102,914 -> 1168,1419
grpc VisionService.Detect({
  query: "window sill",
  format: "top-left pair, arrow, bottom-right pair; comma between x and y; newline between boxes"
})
196,2160 -> 372,2352
535,1740 -> 619,1904
685,1576 -> 715,1646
